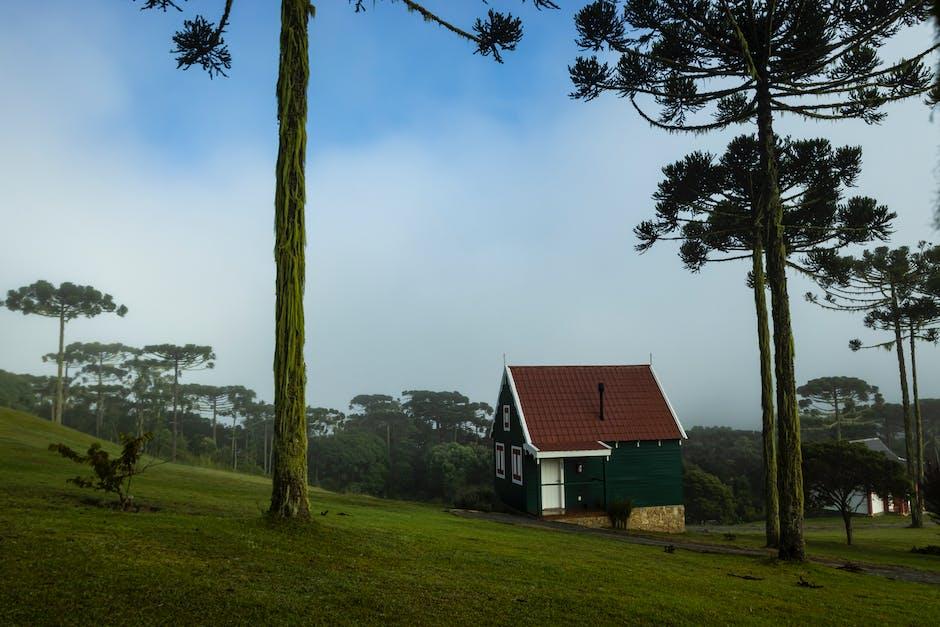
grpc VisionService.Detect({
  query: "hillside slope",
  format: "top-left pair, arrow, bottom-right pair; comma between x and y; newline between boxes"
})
0,407 -> 937,625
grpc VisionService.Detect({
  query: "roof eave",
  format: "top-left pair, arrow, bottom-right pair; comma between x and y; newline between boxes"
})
534,441 -> 612,459
650,365 -> 688,439
505,365 -> 534,447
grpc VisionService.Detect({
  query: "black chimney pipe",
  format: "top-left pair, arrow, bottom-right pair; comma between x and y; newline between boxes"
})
598,382 -> 605,421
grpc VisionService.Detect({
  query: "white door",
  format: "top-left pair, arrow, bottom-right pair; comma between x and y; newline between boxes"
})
541,459 -> 564,512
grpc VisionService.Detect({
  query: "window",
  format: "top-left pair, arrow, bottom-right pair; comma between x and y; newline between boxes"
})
502,404 -> 511,432
495,442 -> 506,479
511,445 -> 523,486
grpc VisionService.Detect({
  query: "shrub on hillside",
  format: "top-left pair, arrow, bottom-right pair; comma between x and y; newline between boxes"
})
453,485 -> 498,512
49,432 -> 157,510
313,430 -> 389,496
684,464 -> 736,525
426,442 -> 490,504
607,499 -> 633,529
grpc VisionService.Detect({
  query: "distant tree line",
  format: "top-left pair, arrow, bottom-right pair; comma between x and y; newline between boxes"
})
683,387 -> 940,526
0,364 -> 496,506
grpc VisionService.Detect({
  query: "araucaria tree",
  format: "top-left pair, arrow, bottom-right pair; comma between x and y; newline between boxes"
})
805,243 -> 940,526
41,343 -> 83,425
1,281 -> 127,425
797,377 -> 879,441
224,385 -> 256,471
68,342 -> 139,438
803,441 -> 909,545
134,0 -> 556,519
571,0 -> 935,561
636,133 -> 893,547
142,344 -> 215,461
182,384 -> 233,446
123,356 -> 172,437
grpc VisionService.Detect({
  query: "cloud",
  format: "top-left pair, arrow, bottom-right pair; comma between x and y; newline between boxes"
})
1,5 -> 938,430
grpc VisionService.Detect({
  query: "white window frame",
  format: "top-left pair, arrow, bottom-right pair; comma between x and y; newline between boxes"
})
511,445 -> 523,486
502,404 -> 511,432
495,442 -> 506,479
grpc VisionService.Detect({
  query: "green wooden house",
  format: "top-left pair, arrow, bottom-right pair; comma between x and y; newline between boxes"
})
492,365 -> 687,532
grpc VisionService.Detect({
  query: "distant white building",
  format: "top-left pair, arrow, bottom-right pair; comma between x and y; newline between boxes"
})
826,438 -> 910,516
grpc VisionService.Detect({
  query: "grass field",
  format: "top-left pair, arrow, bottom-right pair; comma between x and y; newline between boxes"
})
676,515 -> 940,574
1,407 -> 939,625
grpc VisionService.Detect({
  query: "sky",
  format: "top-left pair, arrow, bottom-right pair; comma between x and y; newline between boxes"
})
0,1 -> 938,429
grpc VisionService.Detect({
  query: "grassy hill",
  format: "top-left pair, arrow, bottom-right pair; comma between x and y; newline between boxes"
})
1,407 -> 938,625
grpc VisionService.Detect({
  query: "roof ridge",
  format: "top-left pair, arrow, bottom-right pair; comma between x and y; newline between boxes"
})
507,364 -> 652,368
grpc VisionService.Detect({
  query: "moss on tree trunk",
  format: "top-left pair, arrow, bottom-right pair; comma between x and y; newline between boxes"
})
752,238 -> 779,548
890,285 -> 921,527
269,0 -> 311,519
757,77 -> 804,561
909,324 -> 925,521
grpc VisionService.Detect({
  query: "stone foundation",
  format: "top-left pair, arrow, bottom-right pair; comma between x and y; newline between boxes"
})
627,505 -> 685,533
559,505 -> 685,534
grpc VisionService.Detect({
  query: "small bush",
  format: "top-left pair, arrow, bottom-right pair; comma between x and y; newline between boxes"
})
453,485 -> 497,512
49,432 -> 156,510
607,499 -> 633,530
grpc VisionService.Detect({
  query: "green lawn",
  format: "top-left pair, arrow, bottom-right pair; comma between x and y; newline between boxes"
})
1,407 -> 938,625
674,515 -> 940,574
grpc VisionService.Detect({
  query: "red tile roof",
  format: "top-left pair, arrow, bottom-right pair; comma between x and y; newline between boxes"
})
507,365 -> 684,448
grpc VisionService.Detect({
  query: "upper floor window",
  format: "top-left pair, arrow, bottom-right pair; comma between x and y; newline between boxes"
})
495,442 -> 506,479
502,404 -> 511,432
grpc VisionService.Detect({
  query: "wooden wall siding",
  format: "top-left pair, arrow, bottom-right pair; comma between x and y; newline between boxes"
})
492,383 -> 539,514
604,440 -> 683,507
564,457 -> 606,513
562,442 -> 683,512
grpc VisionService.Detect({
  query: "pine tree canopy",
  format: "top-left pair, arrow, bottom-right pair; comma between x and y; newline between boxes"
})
143,344 -> 216,371
804,243 -> 940,348
798,376 -> 878,409
570,0 -> 936,130
2,281 -> 128,321
135,0 -> 559,76
636,134 -> 895,271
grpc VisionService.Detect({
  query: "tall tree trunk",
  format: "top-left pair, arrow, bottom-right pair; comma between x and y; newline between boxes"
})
268,426 -> 275,476
212,398 -> 218,446
269,0 -> 311,519
890,285 -> 920,527
62,364 -> 71,426
833,389 -> 841,442
757,77 -> 804,561
171,362 -> 180,462
841,508 -> 853,546
54,308 -> 65,425
386,422 -> 392,498
263,419 -> 269,474
232,414 -> 238,471
909,324 -> 925,520
96,362 -> 104,438
752,240 -> 779,548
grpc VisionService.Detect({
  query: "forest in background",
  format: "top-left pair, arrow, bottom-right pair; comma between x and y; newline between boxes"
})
3,362 -> 937,520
